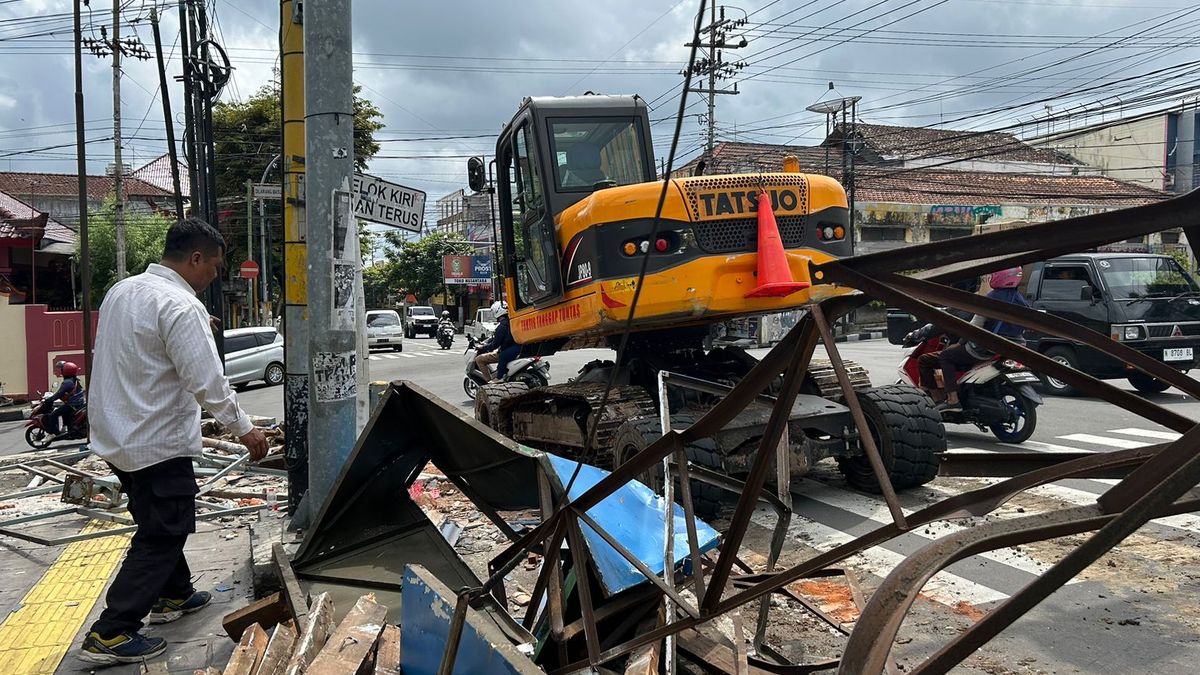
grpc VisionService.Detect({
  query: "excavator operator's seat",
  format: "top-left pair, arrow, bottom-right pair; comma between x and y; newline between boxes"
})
561,143 -> 607,188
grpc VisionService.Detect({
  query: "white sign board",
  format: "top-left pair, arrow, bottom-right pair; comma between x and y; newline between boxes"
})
351,173 -> 425,232
253,183 -> 281,199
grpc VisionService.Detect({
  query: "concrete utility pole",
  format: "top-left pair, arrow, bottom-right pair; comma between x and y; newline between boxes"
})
112,0 -> 126,280
280,0 -> 309,516
686,5 -> 746,167
303,0 -> 360,520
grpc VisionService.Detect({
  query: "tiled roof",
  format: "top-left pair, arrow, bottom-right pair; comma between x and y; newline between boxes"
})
0,190 -> 75,245
854,168 -> 1168,207
132,154 -> 191,198
843,123 -> 1081,165
674,142 -> 845,177
0,170 -> 174,201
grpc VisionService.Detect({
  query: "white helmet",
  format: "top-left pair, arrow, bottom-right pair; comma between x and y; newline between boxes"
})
490,300 -> 508,315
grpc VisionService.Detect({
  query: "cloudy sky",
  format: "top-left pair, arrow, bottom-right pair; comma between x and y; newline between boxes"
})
1,0 -> 1198,230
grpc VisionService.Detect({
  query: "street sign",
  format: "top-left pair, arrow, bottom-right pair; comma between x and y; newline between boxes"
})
239,261 -> 260,279
351,173 -> 425,232
253,183 -> 282,199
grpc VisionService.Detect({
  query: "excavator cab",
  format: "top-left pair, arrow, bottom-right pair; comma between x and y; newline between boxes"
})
492,96 -> 657,311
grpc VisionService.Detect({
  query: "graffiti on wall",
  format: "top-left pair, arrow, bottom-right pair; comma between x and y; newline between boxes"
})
928,205 -> 1003,225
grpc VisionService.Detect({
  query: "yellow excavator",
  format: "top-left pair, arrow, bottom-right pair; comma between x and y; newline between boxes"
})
468,95 -> 944,513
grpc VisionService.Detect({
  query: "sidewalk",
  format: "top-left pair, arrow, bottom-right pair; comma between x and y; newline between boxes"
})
0,508 -> 258,674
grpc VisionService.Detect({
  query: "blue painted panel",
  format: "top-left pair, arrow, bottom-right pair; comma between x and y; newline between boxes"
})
546,454 -> 721,595
401,567 -> 535,675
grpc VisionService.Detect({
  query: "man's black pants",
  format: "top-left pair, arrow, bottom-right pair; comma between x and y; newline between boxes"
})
91,457 -> 198,637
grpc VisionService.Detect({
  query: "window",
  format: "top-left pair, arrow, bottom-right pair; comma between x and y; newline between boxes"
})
1161,231 -> 1181,245
254,330 -> 280,346
514,125 -> 555,305
1040,265 -> 1094,300
411,307 -> 435,316
1098,256 -> 1200,300
548,118 -> 648,192
860,227 -> 906,242
367,312 -> 400,327
225,335 -> 257,354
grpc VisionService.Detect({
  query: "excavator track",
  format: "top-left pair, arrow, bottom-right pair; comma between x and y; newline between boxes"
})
805,358 -> 872,400
491,382 -> 658,468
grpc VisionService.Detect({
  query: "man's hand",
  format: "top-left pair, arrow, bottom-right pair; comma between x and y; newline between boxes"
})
239,428 -> 270,461
209,314 -> 222,332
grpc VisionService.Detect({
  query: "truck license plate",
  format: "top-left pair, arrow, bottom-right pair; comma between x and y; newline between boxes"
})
1164,347 -> 1193,362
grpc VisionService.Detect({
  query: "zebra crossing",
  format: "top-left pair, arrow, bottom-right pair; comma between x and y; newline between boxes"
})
765,426 -> 1197,611
366,341 -> 461,360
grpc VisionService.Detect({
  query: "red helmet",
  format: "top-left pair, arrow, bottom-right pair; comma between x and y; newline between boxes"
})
61,362 -> 79,377
989,267 -> 1023,289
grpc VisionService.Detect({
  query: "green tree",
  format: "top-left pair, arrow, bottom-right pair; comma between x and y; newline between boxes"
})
380,231 -> 476,301
79,196 -> 173,305
212,83 -> 385,298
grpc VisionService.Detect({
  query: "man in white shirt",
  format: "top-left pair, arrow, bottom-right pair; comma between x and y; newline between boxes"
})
79,218 -> 269,665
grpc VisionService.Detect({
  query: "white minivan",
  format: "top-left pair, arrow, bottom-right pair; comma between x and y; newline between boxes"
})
366,310 -> 404,351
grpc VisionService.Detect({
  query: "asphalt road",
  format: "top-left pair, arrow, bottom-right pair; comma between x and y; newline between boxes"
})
3,336 -> 1198,455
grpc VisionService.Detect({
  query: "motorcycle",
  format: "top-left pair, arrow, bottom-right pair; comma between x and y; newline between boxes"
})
899,330 -> 1042,443
25,391 -> 89,449
463,335 -> 551,400
436,323 -> 455,350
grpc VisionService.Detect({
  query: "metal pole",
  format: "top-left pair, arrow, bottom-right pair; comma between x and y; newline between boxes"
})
259,155 -> 280,316
150,6 -> 184,221
178,0 -> 198,202
246,179 -> 256,324
281,0 -> 309,518
705,1 -> 716,162
304,0 -> 358,520
74,0 -> 93,377
195,2 -> 224,353
111,0 -> 126,281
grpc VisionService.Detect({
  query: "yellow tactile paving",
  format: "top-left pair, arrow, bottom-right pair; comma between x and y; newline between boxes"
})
0,521 -> 130,674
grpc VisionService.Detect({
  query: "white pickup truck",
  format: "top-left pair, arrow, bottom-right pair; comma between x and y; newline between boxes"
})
464,307 -> 499,343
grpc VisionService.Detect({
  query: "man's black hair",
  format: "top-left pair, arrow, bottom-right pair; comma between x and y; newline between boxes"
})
162,217 -> 225,261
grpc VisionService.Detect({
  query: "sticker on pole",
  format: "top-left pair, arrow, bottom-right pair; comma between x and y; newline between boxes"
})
351,172 -> 425,232
312,351 -> 356,402
331,260 -> 356,331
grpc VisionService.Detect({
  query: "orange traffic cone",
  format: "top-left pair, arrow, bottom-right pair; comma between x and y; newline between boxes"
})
744,190 -> 810,298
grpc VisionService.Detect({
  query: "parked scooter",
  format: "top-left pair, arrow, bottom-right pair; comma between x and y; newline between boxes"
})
25,391 -> 89,449
463,335 -> 551,400
436,322 -> 455,350
899,330 -> 1042,443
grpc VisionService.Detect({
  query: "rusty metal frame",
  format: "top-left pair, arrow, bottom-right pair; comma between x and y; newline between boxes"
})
408,191 -> 1200,673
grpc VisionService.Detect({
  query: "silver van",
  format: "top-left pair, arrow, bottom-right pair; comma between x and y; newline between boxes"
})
224,327 -> 285,388
367,309 -> 404,351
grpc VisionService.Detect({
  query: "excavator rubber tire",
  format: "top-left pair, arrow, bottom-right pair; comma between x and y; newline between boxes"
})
836,384 -> 944,493
610,413 -> 726,521
475,381 -> 531,439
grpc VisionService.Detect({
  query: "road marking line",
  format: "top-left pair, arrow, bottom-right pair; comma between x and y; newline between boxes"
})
1107,428 -> 1181,441
381,354 -> 399,359
0,521 -> 129,674
750,507 -> 1008,606
794,479 -> 1057,579
934,479 -> 1200,536
399,353 -> 416,358
1056,433 -> 1150,450
1000,439 -> 1097,453
367,355 -> 380,361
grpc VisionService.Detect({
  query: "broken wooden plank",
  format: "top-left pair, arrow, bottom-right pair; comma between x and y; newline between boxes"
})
252,620 -> 297,675
223,623 -> 269,675
676,629 -> 774,675
307,594 -> 387,675
273,543 -> 310,636
139,663 -> 170,674
192,669 -> 222,675
373,624 -> 401,675
283,592 -> 334,675
223,592 -> 289,641
623,610 -> 662,675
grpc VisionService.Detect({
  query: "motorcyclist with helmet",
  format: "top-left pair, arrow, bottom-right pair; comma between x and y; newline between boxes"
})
47,360 -> 86,437
919,267 -> 1031,412
437,309 -> 455,333
475,300 -> 519,382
